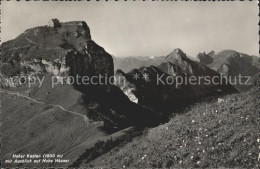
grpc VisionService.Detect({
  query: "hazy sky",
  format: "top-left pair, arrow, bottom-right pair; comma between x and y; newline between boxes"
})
1,1 -> 259,57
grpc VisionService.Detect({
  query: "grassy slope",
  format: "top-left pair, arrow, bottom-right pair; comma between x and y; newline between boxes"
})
0,75 -> 108,167
82,89 -> 259,168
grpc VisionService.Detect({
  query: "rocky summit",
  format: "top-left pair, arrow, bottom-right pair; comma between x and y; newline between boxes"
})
0,19 -> 114,90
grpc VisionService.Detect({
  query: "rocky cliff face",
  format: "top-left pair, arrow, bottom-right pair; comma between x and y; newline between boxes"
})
0,20 -> 114,89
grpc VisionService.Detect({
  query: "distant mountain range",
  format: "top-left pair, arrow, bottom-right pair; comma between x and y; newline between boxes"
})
113,56 -> 165,73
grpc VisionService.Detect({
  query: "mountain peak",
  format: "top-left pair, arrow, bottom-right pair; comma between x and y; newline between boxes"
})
165,48 -> 188,63
172,48 -> 185,55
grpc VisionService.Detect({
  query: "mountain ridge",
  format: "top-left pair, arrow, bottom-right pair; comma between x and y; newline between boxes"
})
115,48 -> 238,113
197,49 -> 259,92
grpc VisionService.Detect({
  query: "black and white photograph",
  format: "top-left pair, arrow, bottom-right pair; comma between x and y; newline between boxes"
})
0,0 -> 259,168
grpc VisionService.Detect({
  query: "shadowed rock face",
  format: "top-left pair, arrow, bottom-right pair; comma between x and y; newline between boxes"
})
0,20 -> 114,90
